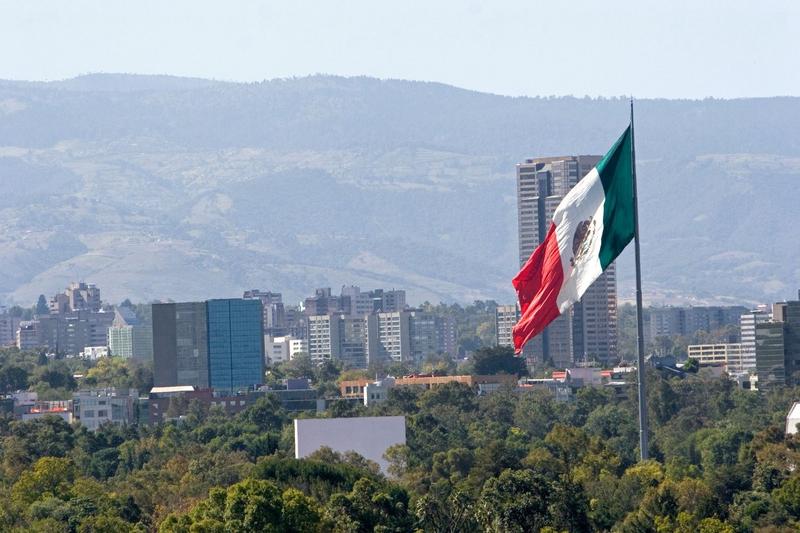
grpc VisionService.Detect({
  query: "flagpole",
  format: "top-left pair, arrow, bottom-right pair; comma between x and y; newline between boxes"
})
630,98 -> 649,461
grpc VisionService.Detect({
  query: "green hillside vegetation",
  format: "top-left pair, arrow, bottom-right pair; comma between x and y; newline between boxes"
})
1,346 -> 800,531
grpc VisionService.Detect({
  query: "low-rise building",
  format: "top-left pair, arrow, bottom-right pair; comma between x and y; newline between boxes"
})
73,388 -> 138,430
339,373 -> 519,400
787,402 -> 800,435
688,343 -> 752,374
81,346 -> 109,360
20,400 -> 73,423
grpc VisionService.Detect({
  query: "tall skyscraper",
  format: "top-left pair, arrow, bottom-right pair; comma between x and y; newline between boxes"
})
516,155 -> 618,367
755,321 -> 786,389
152,302 -> 209,388
773,295 -> 800,385
207,299 -> 264,392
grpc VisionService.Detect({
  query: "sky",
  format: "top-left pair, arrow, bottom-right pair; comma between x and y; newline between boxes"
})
1,0 -> 797,99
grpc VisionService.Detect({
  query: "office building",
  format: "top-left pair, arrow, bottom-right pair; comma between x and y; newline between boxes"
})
50,282 -> 101,314
435,315 -> 458,358
307,314 -> 340,361
755,321 -> 786,389
16,321 -> 39,351
408,310 -> 438,365
741,309 -> 770,372
340,286 -> 376,316
307,313 -> 368,367
0,311 -> 20,347
152,302 -> 210,388
367,311 -> 411,364
516,155 -> 617,367
687,343 -> 752,374
207,299 -> 264,392
243,289 -> 286,336
338,315 -> 368,368
73,388 -> 138,431
373,289 -> 407,313
304,288 -> 347,316
265,336 -> 291,365
651,306 -> 749,340
108,306 -> 152,360
496,305 -> 519,349
773,295 -> 800,384
264,336 -> 307,364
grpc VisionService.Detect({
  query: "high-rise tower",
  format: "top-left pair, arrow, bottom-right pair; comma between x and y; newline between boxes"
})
516,155 -> 619,366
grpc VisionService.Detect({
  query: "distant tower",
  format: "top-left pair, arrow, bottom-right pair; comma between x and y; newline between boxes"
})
516,155 -> 618,367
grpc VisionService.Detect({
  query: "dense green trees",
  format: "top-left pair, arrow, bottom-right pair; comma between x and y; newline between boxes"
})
2,346 -> 800,530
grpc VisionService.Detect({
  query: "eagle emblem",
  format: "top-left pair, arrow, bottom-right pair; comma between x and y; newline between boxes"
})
570,217 -> 596,267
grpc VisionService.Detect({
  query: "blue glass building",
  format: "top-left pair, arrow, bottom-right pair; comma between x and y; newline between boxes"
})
206,299 -> 265,391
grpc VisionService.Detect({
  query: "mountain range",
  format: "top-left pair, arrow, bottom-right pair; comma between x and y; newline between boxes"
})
0,74 -> 798,307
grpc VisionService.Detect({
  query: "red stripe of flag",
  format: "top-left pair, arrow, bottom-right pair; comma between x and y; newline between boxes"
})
512,223 -> 564,354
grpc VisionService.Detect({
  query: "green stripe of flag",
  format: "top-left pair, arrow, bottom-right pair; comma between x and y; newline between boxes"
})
596,125 -> 635,270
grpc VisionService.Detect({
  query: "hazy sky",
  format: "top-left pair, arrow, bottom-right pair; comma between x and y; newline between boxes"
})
1,0 -> 797,98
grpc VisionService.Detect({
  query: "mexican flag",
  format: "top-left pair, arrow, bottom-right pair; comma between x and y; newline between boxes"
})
512,126 -> 635,353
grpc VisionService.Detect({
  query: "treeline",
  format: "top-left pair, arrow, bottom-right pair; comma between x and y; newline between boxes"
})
1,346 -> 800,531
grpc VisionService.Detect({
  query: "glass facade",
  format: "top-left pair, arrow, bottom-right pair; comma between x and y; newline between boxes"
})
207,299 -> 264,392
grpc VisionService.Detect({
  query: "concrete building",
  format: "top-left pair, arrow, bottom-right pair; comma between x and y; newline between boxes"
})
265,336 -> 307,364
289,338 -> 308,359
338,315 -> 368,368
373,289 -> 407,313
408,310 -> 438,365
340,374 -> 519,399
19,285 -> 114,356
741,309 -> 770,371
773,295 -> 800,384
307,314 -> 368,368
152,301 -> 210,388
0,311 -> 20,347
81,346 -> 109,359
307,314 -> 340,361
207,299 -> 265,392
73,388 -> 138,430
435,315 -> 458,358
496,304 -> 519,349
20,400 -> 73,423
16,321 -> 40,351
243,289 -> 286,336
755,321 -> 786,389
340,286 -> 376,317
688,343 -> 752,374
786,402 -> 800,435
108,306 -> 152,360
265,335 -> 291,365
516,155 -> 617,367
650,306 -> 749,340
367,311 -> 411,364
294,416 -> 406,473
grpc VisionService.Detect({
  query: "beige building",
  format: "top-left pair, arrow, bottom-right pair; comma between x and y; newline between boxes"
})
688,343 -> 752,374
496,304 -> 519,349
516,155 -> 617,366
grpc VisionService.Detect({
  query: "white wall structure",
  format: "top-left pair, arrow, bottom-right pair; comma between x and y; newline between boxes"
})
294,416 -> 406,473
787,402 -> 800,435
